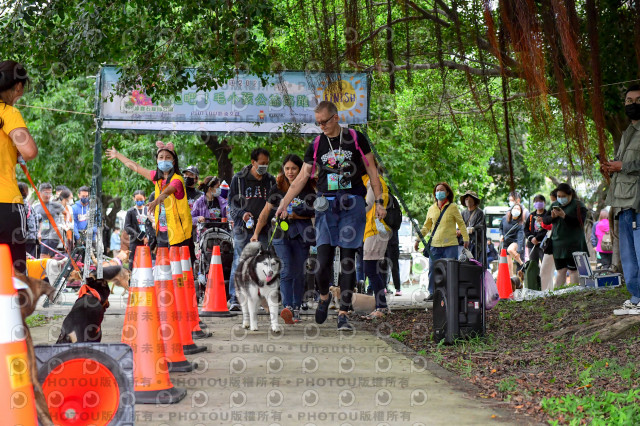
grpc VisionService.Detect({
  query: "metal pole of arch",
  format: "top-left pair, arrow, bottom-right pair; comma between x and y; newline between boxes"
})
84,70 -> 105,280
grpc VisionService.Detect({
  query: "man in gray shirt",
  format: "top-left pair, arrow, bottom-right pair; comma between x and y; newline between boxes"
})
33,182 -> 65,258
602,84 -> 640,314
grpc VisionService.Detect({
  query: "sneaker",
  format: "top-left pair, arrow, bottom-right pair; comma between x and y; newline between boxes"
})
424,293 -> 434,301
395,290 -> 402,296
622,300 -> 639,309
315,294 -> 332,324
292,309 -> 301,323
337,314 -> 353,331
301,302 -> 309,311
280,307 -> 294,324
228,296 -> 241,311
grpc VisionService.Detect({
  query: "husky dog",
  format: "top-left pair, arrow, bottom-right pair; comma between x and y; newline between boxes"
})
235,242 -> 282,332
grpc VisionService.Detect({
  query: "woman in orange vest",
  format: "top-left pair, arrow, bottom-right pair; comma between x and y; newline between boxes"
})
0,60 -> 38,274
106,141 -> 194,259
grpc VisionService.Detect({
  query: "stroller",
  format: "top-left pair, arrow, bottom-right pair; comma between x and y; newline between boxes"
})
194,219 -> 234,301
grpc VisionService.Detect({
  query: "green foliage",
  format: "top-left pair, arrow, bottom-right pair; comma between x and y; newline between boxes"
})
542,390 -> 640,425
389,330 -> 410,343
1,0 -> 284,100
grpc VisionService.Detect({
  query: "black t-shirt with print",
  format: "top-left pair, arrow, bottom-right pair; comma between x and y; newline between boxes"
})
304,129 -> 371,197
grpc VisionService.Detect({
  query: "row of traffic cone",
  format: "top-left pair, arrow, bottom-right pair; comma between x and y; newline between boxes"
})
3,241 -> 234,422
121,243 -> 232,404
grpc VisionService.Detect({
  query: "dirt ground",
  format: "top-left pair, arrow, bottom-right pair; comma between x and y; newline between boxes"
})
355,286 -> 640,424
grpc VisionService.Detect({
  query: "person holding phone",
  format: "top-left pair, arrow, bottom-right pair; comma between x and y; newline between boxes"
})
544,183 -> 588,287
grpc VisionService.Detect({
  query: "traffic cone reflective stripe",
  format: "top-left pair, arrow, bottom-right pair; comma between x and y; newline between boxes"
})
170,247 -> 206,355
201,246 -> 233,317
0,245 -> 37,425
122,245 -> 185,404
154,248 -> 194,373
496,248 -> 513,299
180,246 -> 211,339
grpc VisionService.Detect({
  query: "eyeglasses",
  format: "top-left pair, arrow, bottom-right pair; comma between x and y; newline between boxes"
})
315,114 -> 335,127
625,97 -> 640,105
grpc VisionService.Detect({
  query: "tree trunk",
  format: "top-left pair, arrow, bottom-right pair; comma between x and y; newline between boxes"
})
200,133 -> 234,183
101,194 -> 121,230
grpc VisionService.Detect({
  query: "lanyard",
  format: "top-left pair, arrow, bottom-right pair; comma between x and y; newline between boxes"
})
327,131 -> 343,166
135,206 -> 147,221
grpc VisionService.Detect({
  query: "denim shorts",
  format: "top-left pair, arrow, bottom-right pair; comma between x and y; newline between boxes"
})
314,194 -> 366,249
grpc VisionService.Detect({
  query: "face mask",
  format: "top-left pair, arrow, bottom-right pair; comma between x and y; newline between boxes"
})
136,200 -> 144,207
435,191 -> 446,201
508,200 -> 515,208
211,188 -> 221,197
184,176 -> 196,187
256,164 -> 268,175
157,160 -> 173,173
625,103 -> 640,121
533,201 -> 545,210
511,209 -> 521,218
558,197 -> 569,206
80,197 -> 89,205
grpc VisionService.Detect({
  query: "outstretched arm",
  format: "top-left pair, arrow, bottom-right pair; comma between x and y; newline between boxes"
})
105,146 -> 153,181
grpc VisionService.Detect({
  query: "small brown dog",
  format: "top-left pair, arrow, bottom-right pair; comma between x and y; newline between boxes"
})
14,273 -> 56,426
329,285 -> 377,314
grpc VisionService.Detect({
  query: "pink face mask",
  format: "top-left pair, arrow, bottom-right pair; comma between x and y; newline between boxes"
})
534,201 -> 545,210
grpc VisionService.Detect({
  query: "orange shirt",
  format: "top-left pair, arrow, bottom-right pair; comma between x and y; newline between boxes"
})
0,104 -> 26,204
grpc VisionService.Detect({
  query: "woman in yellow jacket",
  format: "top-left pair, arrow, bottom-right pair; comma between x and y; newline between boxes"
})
106,141 -> 194,259
413,182 -> 469,300
362,172 -> 391,318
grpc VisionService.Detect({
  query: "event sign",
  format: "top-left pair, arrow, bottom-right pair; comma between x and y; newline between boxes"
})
99,67 -> 369,133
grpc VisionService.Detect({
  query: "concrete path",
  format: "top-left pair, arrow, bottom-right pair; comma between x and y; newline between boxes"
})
29,285 -> 529,426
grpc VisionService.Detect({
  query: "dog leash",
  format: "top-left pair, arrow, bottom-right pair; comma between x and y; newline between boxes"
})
18,157 -> 81,273
268,218 -> 289,247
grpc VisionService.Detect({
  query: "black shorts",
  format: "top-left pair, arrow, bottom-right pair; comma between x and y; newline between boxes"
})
554,256 -> 577,271
0,203 -> 27,274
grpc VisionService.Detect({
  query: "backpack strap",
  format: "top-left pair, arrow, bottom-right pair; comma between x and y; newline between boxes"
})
348,128 -> 370,168
311,134 -> 322,178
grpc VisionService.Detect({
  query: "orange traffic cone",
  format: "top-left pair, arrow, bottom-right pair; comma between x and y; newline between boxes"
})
0,245 -> 37,425
200,246 -> 233,317
169,247 -> 206,355
496,248 -> 513,299
121,246 -> 186,404
180,246 -> 212,339
154,248 -> 194,373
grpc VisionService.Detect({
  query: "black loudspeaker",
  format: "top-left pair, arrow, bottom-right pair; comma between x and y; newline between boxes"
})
34,343 -> 135,425
432,259 -> 484,344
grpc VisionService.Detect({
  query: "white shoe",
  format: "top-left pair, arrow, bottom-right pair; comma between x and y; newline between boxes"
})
614,308 -> 630,316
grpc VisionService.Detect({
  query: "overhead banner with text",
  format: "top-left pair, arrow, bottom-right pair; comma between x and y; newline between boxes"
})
99,67 -> 369,133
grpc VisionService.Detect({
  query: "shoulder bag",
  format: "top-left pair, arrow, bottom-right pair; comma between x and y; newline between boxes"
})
422,204 -> 451,258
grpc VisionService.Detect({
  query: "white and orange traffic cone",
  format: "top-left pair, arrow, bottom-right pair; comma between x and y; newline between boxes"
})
200,246 -> 233,317
0,244 -> 37,425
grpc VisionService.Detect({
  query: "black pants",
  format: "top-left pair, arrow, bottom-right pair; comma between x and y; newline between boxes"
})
316,245 -> 356,312
385,242 -> 401,291
0,203 -> 27,274
172,236 -> 196,264
26,239 -> 38,258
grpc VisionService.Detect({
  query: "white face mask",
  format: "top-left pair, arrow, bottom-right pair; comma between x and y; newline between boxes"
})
508,200 -> 515,208
512,209 -> 521,218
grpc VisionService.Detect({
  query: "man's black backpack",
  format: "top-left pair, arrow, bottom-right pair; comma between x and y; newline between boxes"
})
384,193 -> 402,231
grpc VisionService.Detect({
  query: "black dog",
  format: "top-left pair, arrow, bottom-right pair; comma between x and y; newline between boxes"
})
56,277 -> 111,343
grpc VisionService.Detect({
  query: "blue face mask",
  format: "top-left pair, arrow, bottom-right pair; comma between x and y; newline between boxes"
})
435,191 -> 447,201
558,197 -> 569,206
157,160 -> 173,173
136,200 -> 145,207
